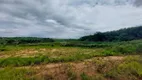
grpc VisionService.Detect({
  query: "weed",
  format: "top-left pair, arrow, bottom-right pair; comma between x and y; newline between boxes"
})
80,72 -> 91,80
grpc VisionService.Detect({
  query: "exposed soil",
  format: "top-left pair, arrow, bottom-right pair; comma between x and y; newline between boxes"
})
17,56 -> 125,80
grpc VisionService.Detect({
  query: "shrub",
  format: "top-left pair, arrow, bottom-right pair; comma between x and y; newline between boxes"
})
112,45 -> 136,54
105,61 -> 142,80
0,48 -> 7,51
101,50 -> 117,56
135,44 -> 142,53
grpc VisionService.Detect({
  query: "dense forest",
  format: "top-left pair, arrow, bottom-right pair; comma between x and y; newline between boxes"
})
0,37 -> 54,45
80,26 -> 142,42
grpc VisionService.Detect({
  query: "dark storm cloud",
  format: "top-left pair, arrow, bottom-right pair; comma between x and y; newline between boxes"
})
0,0 -> 142,38
134,0 -> 142,6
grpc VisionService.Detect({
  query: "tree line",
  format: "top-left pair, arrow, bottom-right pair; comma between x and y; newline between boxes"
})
0,37 -> 54,45
79,26 -> 142,42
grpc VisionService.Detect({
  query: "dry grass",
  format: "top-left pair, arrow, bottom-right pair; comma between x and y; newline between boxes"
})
0,47 -> 103,59
9,56 -> 124,80
0,55 -> 142,80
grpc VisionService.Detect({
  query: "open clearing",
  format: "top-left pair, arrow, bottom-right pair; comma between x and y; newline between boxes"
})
0,40 -> 142,80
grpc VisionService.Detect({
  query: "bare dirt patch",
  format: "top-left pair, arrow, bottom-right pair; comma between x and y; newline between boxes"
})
17,56 -> 125,80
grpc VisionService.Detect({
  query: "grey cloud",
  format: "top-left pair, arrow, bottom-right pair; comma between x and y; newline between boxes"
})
134,0 -> 142,6
0,0 -> 142,38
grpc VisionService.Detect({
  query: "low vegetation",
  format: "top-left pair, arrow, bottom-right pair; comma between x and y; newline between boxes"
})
0,26 -> 142,80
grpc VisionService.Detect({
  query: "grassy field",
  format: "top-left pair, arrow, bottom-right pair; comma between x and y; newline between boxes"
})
0,40 -> 142,80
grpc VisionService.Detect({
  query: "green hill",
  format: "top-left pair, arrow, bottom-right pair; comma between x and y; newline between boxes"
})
80,26 -> 142,42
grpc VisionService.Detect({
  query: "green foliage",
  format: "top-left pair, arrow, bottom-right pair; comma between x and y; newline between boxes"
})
102,50 -> 119,56
0,56 -> 49,67
0,37 -> 54,45
61,42 -> 109,48
0,52 -> 100,67
112,45 -> 136,54
135,43 -> 142,53
111,43 -> 142,55
0,39 -> 142,80
0,67 -> 33,80
0,40 -> 142,67
80,73 -> 91,80
0,48 -> 8,51
105,61 -> 142,80
80,73 -> 105,80
80,26 -> 142,42
67,71 -> 77,80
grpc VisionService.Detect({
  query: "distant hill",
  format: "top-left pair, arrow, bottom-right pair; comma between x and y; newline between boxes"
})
79,26 -> 142,42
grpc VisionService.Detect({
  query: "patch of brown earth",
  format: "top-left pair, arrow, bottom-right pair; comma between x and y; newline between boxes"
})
21,56 -> 125,80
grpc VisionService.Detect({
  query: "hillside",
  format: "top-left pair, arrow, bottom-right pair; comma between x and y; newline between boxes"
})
80,26 -> 142,41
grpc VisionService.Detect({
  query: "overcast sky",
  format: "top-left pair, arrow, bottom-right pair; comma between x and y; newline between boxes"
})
0,0 -> 142,38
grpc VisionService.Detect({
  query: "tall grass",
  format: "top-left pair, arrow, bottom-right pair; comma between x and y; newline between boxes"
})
0,40 -> 142,67
105,56 -> 142,80
0,67 -> 34,80
0,52 -> 102,67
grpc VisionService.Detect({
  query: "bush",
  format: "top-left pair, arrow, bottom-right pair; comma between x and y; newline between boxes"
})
105,61 -> 142,80
102,50 -> 118,56
0,48 -> 7,51
112,45 -> 136,54
135,44 -> 142,53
